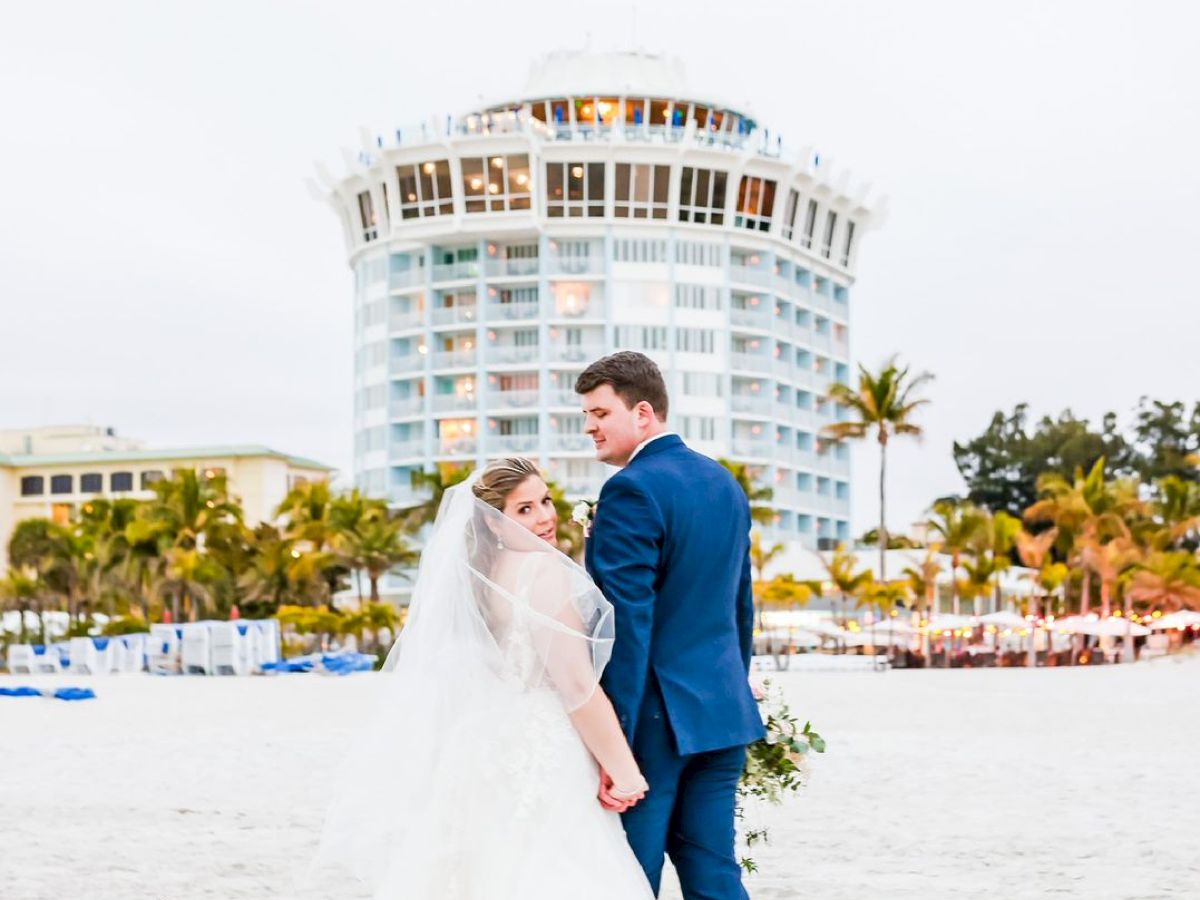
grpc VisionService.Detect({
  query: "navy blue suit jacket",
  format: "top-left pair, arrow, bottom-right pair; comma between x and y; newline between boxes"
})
585,434 -> 765,756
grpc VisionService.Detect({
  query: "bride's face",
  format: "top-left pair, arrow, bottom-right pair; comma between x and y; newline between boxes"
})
502,475 -> 558,545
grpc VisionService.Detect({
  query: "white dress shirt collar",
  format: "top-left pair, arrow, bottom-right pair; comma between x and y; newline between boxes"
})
627,431 -> 677,464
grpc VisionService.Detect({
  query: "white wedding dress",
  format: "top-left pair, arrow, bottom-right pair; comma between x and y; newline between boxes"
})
311,476 -> 654,899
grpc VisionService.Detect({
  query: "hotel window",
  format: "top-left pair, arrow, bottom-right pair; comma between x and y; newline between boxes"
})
462,154 -> 532,213
396,160 -> 453,219
50,474 -> 73,495
614,325 -> 668,351
822,211 -> 838,258
801,199 -> 818,249
614,163 -> 670,219
141,470 -> 165,490
613,239 -> 667,263
676,328 -> 715,353
20,475 -> 44,496
841,221 -> 856,266
357,191 -> 378,241
734,176 -> 777,232
674,241 -> 721,266
545,161 -> 604,217
80,473 -> 102,493
674,284 -> 721,311
681,372 -> 723,397
781,189 -> 799,240
111,471 -> 133,492
680,416 -> 717,442
496,286 -> 538,305
677,167 -> 727,225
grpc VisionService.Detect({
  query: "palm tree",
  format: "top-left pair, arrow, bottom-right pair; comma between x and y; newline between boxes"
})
343,512 -> 419,603
1079,535 -> 1139,620
0,567 -> 40,643
1126,551 -> 1200,612
819,544 -> 874,652
1152,475 -> 1200,549
238,523 -> 295,616
276,479 -> 348,606
750,531 -> 786,632
902,548 -> 941,621
1013,527 -> 1059,617
718,459 -> 775,525
926,499 -> 986,615
403,464 -> 474,530
824,357 -> 932,583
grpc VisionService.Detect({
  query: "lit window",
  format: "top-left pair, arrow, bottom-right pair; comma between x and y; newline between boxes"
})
395,160 -> 453,219
545,161 -> 604,217
735,175 -> 777,232
357,191 -> 377,242
614,163 -> 669,219
677,167 -> 727,225
461,154 -> 531,213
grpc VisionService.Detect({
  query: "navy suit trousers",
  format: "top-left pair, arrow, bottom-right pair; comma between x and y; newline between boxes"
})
621,681 -> 749,900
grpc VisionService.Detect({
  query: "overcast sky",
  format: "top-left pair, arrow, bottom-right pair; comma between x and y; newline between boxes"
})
3,0 -> 1198,534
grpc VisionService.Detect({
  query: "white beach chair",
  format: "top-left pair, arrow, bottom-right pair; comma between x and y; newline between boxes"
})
239,619 -> 280,672
113,633 -> 148,673
68,636 -> 117,674
32,643 -> 65,673
209,622 -> 251,676
180,622 -> 213,675
6,644 -> 36,674
147,624 -> 182,674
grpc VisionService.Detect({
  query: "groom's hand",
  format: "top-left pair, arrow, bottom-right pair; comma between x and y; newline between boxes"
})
598,768 -> 642,812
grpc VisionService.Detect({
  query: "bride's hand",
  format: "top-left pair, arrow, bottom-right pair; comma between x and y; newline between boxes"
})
598,768 -> 647,811
609,776 -> 649,801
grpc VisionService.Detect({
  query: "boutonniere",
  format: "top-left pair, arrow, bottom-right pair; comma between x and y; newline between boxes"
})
571,500 -> 598,538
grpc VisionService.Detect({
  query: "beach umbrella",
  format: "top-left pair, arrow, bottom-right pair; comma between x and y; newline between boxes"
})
860,618 -> 919,636
925,614 -> 976,633
1078,617 -> 1151,637
978,611 -> 1030,629
1147,611 -> 1200,630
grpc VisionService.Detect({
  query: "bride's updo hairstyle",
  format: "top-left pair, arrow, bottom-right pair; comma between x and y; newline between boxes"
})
472,457 -> 542,511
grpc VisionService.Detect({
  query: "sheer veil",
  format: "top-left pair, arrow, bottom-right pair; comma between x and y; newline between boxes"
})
307,470 -> 615,892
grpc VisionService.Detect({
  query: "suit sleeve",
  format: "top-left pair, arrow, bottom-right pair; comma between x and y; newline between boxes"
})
737,540 -> 754,672
589,476 -> 662,743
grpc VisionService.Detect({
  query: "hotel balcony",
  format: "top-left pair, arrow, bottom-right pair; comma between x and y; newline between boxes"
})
431,393 -> 479,413
548,342 -> 605,364
389,396 -> 426,418
548,388 -> 582,407
729,352 -> 772,374
390,355 -> 425,375
389,440 -> 426,461
388,269 -> 424,291
430,350 -> 477,369
487,434 -> 539,454
728,265 -> 774,289
485,345 -> 540,365
548,434 -> 593,453
484,257 -> 540,278
550,301 -> 606,320
389,311 -> 424,331
431,305 -> 479,327
730,308 -> 773,330
437,437 -> 478,457
730,437 -> 773,459
485,389 -> 540,410
431,261 -> 480,283
485,301 -> 540,322
730,395 -> 773,417
545,257 -> 604,277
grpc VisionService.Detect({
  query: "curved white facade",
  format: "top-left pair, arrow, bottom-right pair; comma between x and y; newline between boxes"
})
319,51 -> 881,549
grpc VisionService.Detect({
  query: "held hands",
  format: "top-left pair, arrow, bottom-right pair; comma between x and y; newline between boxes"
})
598,767 -> 648,813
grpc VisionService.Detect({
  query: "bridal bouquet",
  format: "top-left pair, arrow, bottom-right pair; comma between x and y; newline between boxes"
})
738,677 -> 826,872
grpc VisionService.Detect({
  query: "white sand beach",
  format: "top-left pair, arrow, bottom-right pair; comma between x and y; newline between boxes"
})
1,656 -> 1196,900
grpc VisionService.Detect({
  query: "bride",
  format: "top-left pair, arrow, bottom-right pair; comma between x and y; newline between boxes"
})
311,458 -> 655,899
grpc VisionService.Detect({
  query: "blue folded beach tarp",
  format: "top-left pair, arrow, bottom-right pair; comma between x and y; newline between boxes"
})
260,651 -> 376,675
0,685 -> 96,701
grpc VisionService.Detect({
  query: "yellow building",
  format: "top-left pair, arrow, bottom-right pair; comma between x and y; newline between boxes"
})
0,426 -> 334,575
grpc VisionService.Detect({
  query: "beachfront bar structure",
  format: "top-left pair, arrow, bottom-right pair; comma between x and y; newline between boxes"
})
317,50 -> 885,552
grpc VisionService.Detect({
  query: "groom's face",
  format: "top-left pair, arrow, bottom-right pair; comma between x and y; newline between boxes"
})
580,384 -> 654,467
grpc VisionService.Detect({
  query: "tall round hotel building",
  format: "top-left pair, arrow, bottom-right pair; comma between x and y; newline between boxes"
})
319,51 -> 881,555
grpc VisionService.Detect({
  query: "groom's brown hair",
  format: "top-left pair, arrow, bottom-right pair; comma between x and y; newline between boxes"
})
574,351 -> 669,420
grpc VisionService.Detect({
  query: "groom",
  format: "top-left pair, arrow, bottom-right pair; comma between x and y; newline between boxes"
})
577,351 -> 765,899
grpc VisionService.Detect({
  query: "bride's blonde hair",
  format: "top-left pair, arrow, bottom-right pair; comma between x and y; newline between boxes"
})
472,457 -> 542,510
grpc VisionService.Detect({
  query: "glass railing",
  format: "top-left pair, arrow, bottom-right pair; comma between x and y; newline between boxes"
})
487,434 -> 539,454
484,389 -> 540,410
389,397 -> 425,417
729,352 -> 772,373
485,301 -> 540,321
431,305 -> 478,326
548,342 -> 605,364
730,308 -> 773,330
484,258 -> 540,278
547,388 -> 582,407
389,355 -> 425,375
430,350 -> 477,369
728,265 -> 774,288
389,312 -> 424,331
730,438 -> 773,459
431,261 -> 480,282
436,438 -> 478,457
389,441 -> 426,461
431,393 -> 478,413
485,345 -> 540,365
730,395 -> 773,416
545,257 -> 603,276
388,269 -> 424,290
548,434 -> 593,453
551,302 -> 605,320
